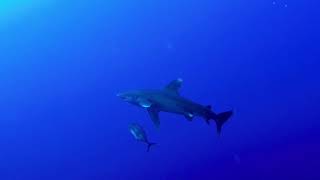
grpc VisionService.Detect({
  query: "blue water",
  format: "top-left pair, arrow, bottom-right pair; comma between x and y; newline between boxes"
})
0,0 -> 319,179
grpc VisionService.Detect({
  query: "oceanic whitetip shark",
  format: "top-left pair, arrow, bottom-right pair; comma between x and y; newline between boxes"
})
118,79 -> 233,134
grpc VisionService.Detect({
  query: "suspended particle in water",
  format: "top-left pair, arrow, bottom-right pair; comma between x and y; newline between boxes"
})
233,153 -> 241,164
284,4 -> 288,8
272,1 -> 276,5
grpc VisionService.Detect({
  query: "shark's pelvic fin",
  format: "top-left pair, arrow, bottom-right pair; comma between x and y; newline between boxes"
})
147,108 -> 160,128
164,78 -> 183,95
184,112 -> 194,121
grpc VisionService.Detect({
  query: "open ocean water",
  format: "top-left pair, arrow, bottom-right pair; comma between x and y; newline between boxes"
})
0,0 -> 319,179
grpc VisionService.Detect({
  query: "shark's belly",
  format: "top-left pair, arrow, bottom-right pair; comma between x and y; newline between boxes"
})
160,105 -> 185,114
156,99 -> 189,115
151,93 -> 204,117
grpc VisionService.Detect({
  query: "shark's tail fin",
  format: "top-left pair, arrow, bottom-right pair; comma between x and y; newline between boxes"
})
210,110 -> 233,135
146,142 -> 157,152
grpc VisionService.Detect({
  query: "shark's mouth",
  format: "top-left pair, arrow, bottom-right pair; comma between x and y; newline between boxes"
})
116,93 -> 130,101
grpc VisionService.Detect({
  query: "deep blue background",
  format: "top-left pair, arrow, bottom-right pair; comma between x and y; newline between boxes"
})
0,0 -> 319,179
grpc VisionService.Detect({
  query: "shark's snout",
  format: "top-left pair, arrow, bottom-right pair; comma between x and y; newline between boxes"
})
117,93 -> 126,99
117,92 -> 133,102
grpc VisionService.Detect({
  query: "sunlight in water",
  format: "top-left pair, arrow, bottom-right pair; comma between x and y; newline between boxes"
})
0,0 -> 51,23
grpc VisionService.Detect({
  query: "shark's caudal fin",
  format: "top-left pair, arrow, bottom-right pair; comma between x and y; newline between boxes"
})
211,110 -> 233,135
146,142 -> 157,152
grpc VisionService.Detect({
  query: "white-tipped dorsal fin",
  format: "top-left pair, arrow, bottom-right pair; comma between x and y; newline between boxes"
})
164,78 -> 183,95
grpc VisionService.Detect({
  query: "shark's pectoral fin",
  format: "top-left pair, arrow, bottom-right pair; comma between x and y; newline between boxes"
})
184,112 -> 194,121
147,108 -> 160,128
164,78 -> 183,95
205,118 -> 210,125
138,98 -> 152,108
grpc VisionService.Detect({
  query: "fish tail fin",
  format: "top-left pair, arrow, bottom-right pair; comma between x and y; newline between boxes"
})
146,142 -> 157,152
211,110 -> 233,135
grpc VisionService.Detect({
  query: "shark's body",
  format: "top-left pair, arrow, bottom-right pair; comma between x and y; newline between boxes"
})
118,79 -> 233,134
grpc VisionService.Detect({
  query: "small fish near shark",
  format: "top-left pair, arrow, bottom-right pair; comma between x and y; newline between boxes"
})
118,79 -> 233,134
129,123 -> 156,152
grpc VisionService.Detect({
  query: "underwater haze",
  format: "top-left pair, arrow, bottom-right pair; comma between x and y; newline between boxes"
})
0,0 -> 319,179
